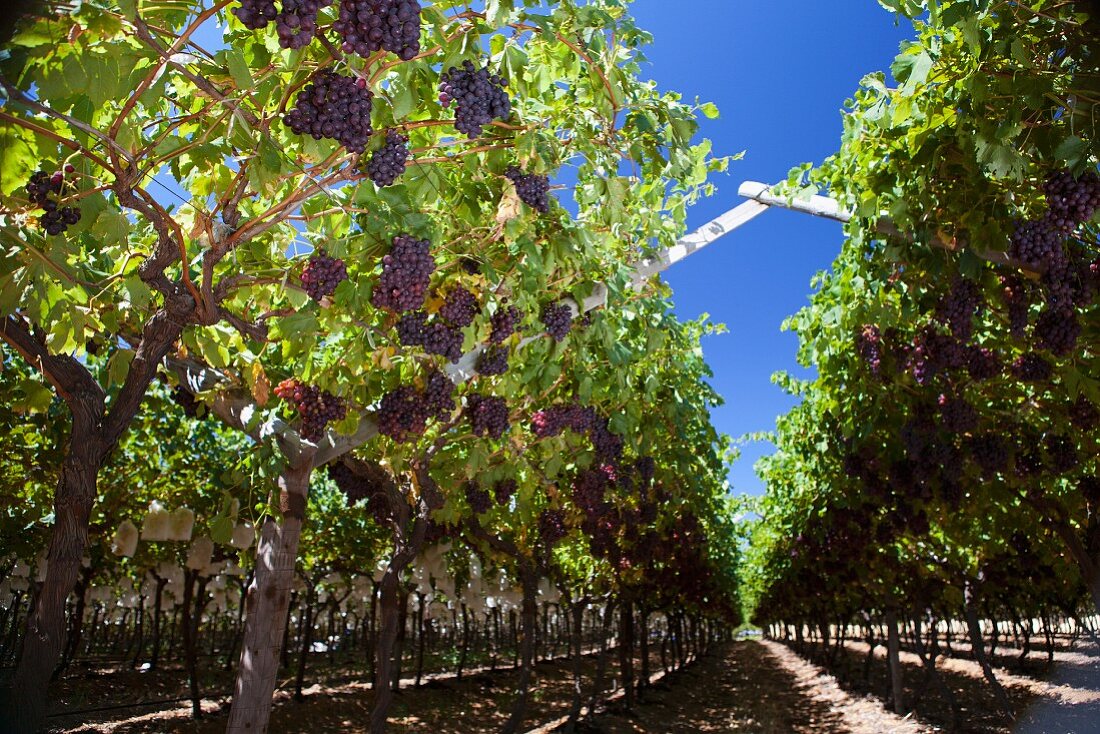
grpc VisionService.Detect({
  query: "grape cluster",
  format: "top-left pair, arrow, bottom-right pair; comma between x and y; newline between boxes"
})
465,394 -> 509,439
233,0 -> 277,28
1034,306 -> 1080,356
285,71 -> 374,153
439,61 -> 511,138
1000,275 -> 1032,337
538,508 -> 568,546
460,257 -> 481,275
476,345 -> 509,375
465,482 -> 492,514
505,167 -> 550,213
372,234 -> 434,312
334,0 -> 421,60
275,0 -> 332,48
1043,170 -> 1100,231
935,278 -> 982,341
328,461 -> 392,522
26,169 -> 81,236
966,346 -> 1000,381
367,131 -> 409,186
529,403 -> 623,462
540,303 -> 573,341
300,249 -> 348,302
856,325 -> 882,375
274,378 -> 347,440
396,310 -> 463,361
1045,434 -> 1078,474
376,385 -> 428,442
489,305 -> 521,343
572,468 -> 608,516
907,329 -> 966,385
423,369 -> 456,419
493,478 -> 517,506
1010,217 -> 1065,271
1011,353 -> 1053,382
1069,396 -> 1098,430
376,370 -> 454,442
937,394 -> 978,434
439,287 -> 479,327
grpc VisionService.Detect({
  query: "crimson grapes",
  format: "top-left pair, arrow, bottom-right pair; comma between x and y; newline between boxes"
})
423,369 -> 456,419
505,167 -> 550,213
1043,170 -> 1100,231
1034,306 -> 1080,356
935,277 -> 981,341
372,234 -> 434,312
465,394 -> 509,439
376,384 -> 428,442
300,249 -> 348,302
367,131 -> 409,186
538,508 -> 568,546
439,61 -> 511,138
274,378 -> 347,441
856,324 -> 882,375
285,71 -> 374,153
1000,275 -> 1032,337
541,303 -> 573,341
26,169 -> 80,236
966,346 -> 1001,381
493,478 -> 517,505
275,0 -> 332,49
395,310 -> 464,361
334,0 -> 421,60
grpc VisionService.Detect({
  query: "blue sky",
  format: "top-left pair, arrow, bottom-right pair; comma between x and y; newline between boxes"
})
625,1 -> 913,495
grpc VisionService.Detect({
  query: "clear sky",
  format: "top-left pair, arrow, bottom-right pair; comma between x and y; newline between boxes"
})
625,1 -> 914,496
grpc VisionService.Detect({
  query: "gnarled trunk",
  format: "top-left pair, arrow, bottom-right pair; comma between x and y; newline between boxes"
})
500,568 -> 539,734
226,457 -> 315,733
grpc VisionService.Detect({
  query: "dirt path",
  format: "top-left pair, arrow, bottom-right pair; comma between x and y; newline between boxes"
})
583,639 -> 927,734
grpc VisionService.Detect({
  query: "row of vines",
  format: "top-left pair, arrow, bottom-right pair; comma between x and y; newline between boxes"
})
745,0 -> 1100,728
0,0 -> 743,732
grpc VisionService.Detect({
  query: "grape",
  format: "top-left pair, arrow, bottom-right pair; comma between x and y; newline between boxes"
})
460,257 -> 481,274
1034,306 -> 1080,356
935,277 -> 982,341
371,234 -> 434,312
529,402 -> 622,461
1045,434 -> 1078,474
1009,218 -> 1064,270
439,287 -> 479,327
300,249 -> 348,302
1043,170 -> 1100,231
285,71 -> 374,153
423,369 -> 455,420
505,167 -> 550,213
465,482 -> 492,514
376,384 -> 428,442
572,468 -> 608,516
475,344 -> 509,375
395,310 -> 463,361
274,378 -> 347,441
540,303 -> 573,341
465,394 -> 509,439
1069,396 -> 1099,430
367,131 -> 409,186
966,346 -> 1000,381
538,508 -> 568,546
334,0 -> 421,60
493,478 -> 517,505
1000,275 -> 1032,337
1011,353 -> 1053,382
439,61 -> 511,138
937,393 -> 978,434
907,328 -> 965,385
233,0 -> 278,27
856,324 -> 882,375
26,169 -> 81,236
274,0 -> 332,49
489,305 -> 520,344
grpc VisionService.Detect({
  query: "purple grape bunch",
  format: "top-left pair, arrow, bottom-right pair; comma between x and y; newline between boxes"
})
334,0 -> 421,60
489,305 -> 521,343
439,61 -> 511,138
26,168 -> 80,236
285,71 -> 374,153
367,131 -> 409,187
540,303 -> 573,341
376,370 -> 454,443
1043,170 -> 1100,231
505,166 -> 550,213
274,0 -> 332,49
465,393 -> 509,439
274,378 -> 347,441
439,287 -> 479,327
465,482 -> 492,514
300,249 -> 348,302
395,310 -> 464,362
232,0 -> 278,29
476,345 -> 509,375
372,234 -> 435,312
